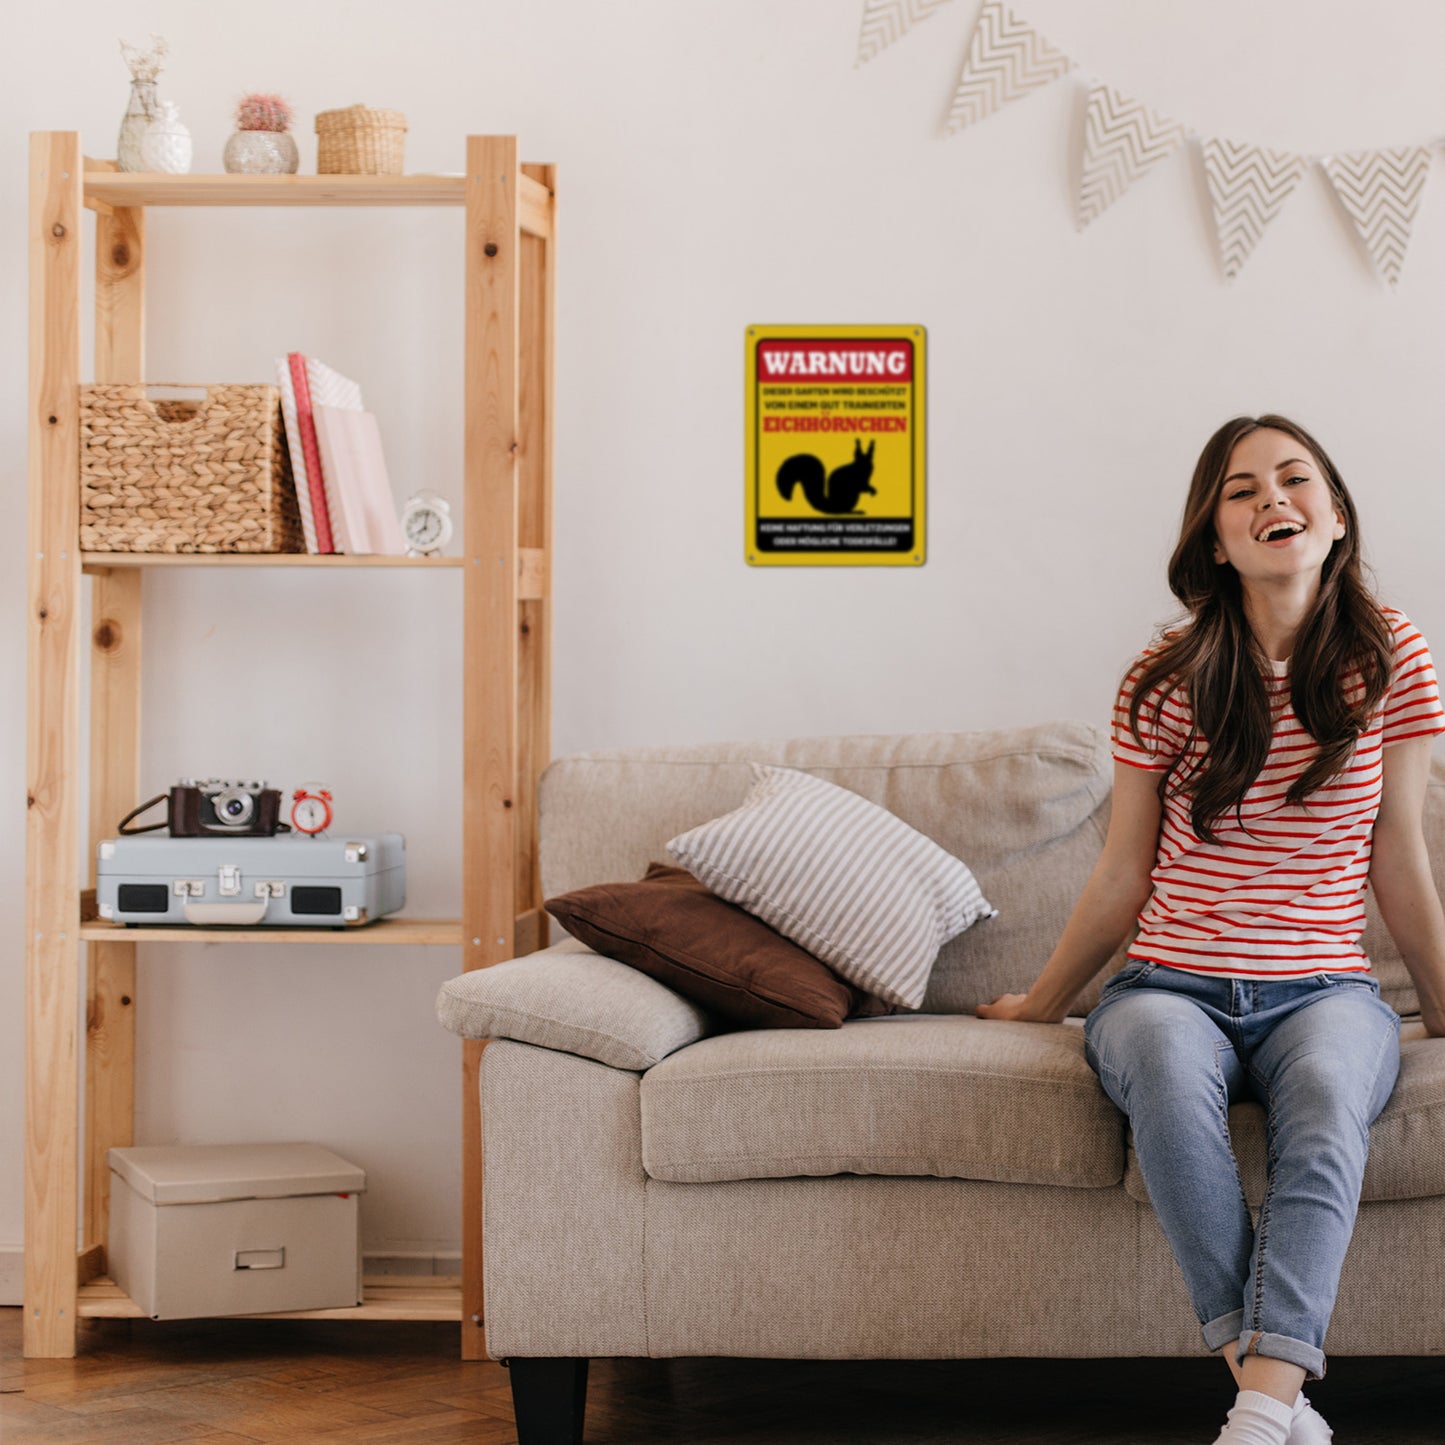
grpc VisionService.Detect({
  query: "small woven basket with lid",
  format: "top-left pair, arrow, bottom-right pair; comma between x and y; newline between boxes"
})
315,104 -> 407,174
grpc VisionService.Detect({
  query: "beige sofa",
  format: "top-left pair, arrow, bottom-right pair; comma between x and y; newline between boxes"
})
437,722 -> 1445,1444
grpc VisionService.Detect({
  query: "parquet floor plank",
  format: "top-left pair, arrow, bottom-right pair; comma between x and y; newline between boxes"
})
4,1309 -> 1445,1443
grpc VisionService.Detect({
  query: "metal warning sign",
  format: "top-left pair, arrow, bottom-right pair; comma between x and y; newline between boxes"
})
745,325 -> 926,566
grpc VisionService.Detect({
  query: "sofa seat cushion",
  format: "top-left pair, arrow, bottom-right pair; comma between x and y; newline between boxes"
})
639,1015 -> 1124,1188
1124,1019 -> 1445,1207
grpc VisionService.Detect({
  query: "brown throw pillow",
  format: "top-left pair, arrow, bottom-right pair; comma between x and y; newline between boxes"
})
545,863 -> 894,1029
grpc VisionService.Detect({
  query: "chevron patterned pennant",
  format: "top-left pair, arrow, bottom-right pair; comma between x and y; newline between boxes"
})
1202,139 -> 1307,281
946,0 -> 1072,132
1077,82 -> 1189,229
1320,147 -> 1433,288
856,0 -> 955,66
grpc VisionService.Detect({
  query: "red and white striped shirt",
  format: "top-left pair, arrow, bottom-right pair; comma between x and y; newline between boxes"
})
1112,606 -> 1445,979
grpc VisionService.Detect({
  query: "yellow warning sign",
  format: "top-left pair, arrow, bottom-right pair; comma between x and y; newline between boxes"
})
745,325 -> 926,566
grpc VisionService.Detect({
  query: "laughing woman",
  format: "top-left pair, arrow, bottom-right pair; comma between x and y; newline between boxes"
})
977,415 -> 1445,1445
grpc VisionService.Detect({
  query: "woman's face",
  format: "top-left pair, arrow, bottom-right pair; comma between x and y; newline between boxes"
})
1210,428 -> 1346,587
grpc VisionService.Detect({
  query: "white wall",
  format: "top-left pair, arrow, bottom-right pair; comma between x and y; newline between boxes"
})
5,0 -> 1445,1277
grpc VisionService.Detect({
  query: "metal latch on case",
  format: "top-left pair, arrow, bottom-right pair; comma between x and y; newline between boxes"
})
233,1247 -> 285,1271
218,864 -> 242,897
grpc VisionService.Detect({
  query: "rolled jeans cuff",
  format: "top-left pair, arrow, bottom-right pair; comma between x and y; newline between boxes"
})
1203,1309 -> 1245,1353
1233,1329 -> 1327,1382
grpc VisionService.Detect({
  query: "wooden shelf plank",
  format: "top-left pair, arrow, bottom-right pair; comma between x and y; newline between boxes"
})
81,169 -> 554,237
78,1276 -> 464,1322
81,548 -> 546,595
82,552 -> 464,571
80,917 -> 465,945
85,172 -> 469,208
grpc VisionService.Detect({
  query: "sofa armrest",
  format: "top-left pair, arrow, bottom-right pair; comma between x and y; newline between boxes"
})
436,939 -> 711,1071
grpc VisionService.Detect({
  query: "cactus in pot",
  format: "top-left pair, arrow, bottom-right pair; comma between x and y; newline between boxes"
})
224,92 -> 299,174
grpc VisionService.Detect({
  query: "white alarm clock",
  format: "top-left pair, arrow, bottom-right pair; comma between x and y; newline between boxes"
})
401,491 -> 454,557
290,784 -> 333,836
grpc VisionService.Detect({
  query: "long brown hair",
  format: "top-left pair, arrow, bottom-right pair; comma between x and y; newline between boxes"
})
1128,414 -> 1393,843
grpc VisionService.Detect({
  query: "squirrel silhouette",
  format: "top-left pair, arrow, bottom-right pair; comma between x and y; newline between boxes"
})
776,439 -> 877,515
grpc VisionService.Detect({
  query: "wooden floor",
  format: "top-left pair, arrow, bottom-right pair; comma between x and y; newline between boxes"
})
3,1308 -> 1444,1442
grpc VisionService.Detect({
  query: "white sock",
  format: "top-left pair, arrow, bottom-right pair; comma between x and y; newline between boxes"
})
1288,1390 -> 1334,1444
1212,1388 -> 1295,1445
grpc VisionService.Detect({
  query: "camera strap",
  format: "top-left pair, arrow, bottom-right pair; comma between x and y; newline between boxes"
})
117,793 -> 172,835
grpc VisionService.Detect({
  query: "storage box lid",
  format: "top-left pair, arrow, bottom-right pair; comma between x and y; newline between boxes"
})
108,1142 -> 366,1206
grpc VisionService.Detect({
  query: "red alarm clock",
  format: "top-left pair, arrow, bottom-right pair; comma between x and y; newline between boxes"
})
290,785 -> 333,836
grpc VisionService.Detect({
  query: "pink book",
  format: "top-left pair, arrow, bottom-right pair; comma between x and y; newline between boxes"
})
288,352 -> 335,553
312,405 -> 406,556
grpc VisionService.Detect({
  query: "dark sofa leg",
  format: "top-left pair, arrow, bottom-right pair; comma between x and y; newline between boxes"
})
508,1357 -> 590,1444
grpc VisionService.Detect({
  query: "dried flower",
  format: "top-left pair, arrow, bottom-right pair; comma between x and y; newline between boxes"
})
119,35 -> 168,83
236,93 -> 294,132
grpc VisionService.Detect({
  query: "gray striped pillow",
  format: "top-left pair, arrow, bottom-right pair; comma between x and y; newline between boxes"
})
666,765 -> 996,1009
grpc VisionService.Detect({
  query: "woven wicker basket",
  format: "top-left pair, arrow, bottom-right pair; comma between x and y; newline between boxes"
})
80,384 -> 305,554
315,104 -> 407,175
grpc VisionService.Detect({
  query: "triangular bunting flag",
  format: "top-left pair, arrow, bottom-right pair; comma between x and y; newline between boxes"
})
1201,139 -> 1307,281
1078,82 -> 1189,228
946,0 -> 1072,132
1320,147 -> 1432,288
856,0 -> 954,67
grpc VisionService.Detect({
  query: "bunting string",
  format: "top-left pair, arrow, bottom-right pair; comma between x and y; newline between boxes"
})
857,0 -> 1441,286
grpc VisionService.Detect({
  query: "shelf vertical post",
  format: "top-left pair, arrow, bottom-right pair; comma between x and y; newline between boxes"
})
84,182 -> 146,1262
461,134 -> 521,1359
25,130 -> 84,1359
516,164 -> 556,951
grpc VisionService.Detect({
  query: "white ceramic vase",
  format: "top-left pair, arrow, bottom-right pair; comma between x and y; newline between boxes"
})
223,129 -> 299,175
141,101 -> 193,175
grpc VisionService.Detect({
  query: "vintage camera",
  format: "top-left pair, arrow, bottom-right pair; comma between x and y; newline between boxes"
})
118,779 -> 288,837
174,779 -> 285,836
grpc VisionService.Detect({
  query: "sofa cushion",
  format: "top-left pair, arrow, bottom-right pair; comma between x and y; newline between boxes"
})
639,1015 -> 1124,1188
1123,1019 -> 1445,1206
545,863 -> 894,1029
436,940 -> 709,1071
667,765 -> 996,1010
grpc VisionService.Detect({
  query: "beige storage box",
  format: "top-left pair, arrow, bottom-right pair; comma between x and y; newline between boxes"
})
107,1142 -> 365,1320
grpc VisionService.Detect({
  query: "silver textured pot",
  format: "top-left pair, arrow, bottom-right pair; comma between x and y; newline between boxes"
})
223,130 -> 299,174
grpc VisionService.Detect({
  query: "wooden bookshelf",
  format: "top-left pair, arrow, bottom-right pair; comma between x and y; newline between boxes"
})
25,135 -> 556,1359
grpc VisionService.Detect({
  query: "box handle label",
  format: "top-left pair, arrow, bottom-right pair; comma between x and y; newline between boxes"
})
234,1247 -> 286,1271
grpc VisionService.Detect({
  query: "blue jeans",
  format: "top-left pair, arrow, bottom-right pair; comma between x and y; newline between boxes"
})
1083,960 -> 1401,1381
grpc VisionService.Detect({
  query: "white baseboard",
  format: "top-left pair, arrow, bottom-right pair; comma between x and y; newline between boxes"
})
0,1247 -> 21,1306
0,1247 -> 459,1304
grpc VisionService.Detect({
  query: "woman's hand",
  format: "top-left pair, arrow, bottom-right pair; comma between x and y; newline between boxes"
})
975,993 -> 1057,1023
